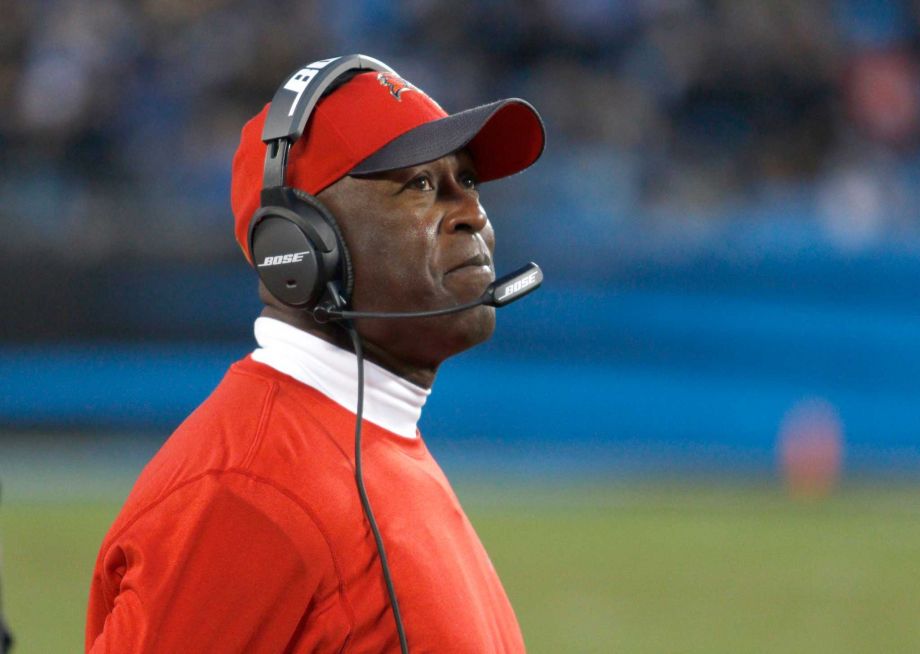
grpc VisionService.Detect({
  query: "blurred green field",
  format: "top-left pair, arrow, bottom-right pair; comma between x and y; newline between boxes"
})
3,481 -> 920,653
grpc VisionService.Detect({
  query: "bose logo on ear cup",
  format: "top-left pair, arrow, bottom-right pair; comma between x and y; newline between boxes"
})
258,251 -> 310,267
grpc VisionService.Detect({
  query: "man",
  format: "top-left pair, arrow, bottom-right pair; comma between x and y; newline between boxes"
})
86,56 -> 544,652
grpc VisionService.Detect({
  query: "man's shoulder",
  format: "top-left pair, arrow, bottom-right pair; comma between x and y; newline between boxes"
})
173,354 -> 343,443
168,356 -> 280,461
118,355 -> 349,517
180,355 -> 280,435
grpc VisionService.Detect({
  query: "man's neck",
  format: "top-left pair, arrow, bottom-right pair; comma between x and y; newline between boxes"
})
259,306 -> 438,389
251,316 -> 431,438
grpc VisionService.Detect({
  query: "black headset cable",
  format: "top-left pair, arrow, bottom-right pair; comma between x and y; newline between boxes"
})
346,325 -> 410,654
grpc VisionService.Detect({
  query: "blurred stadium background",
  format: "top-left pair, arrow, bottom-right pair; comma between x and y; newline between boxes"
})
3,0 -> 920,651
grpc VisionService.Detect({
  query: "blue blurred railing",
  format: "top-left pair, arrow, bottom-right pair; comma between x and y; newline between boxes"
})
3,253 -> 920,474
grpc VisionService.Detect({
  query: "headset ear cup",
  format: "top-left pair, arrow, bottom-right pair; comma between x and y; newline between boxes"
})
248,187 -> 349,309
249,210 -> 323,307
292,188 -> 354,301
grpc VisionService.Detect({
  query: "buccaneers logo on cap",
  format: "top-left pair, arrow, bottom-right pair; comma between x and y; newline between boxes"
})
377,73 -> 415,101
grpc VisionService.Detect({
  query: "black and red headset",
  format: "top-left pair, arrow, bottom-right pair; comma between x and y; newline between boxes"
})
247,54 -> 394,313
248,53 -> 543,322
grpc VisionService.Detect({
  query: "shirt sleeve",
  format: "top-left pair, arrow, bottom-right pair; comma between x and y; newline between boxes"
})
86,470 -> 350,653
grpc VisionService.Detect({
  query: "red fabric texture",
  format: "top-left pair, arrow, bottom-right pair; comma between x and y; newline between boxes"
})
86,356 -> 525,653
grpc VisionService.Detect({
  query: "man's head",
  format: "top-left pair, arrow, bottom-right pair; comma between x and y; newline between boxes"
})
230,60 -> 544,385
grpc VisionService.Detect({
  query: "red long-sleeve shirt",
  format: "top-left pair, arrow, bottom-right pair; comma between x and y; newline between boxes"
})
86,355 -> 525,652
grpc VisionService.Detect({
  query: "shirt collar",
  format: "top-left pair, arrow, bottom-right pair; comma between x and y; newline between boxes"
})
250,317 -> 430,439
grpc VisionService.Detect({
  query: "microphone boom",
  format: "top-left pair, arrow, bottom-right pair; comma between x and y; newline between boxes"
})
314,262 -> 543,322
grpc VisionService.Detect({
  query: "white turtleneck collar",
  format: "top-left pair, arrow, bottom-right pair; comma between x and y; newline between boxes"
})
250,317 -> 430,439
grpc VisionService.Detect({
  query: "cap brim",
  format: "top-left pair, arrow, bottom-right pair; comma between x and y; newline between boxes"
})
349,99 -> 545,182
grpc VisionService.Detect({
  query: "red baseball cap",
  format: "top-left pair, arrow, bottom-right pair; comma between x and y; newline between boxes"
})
231,70 -> 545,262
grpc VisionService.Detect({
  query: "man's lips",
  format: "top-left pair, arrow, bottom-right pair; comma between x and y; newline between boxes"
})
445,253 -> 493,275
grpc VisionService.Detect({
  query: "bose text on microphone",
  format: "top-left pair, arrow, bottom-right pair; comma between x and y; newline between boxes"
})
481,262 -> 543,307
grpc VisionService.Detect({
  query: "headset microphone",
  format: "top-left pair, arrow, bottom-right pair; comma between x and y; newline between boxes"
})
314,262 -> 543,322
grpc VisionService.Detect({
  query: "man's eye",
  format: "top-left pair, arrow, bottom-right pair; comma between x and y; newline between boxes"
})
461,174 -> 479,190
407,175 -> 433,191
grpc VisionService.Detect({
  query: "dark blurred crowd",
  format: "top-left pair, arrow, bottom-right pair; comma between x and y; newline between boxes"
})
3,0 -> 920,270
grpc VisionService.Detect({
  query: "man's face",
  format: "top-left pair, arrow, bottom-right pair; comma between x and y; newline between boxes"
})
317,150 -> 497,372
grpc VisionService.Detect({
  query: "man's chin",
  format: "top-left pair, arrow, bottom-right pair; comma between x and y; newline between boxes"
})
442,304 -> 496,355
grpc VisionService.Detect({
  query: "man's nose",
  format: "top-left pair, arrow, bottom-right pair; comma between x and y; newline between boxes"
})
442,185 -> 488,234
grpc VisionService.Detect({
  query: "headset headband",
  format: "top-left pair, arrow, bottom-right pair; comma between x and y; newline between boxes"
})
260,54 -> 395,191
